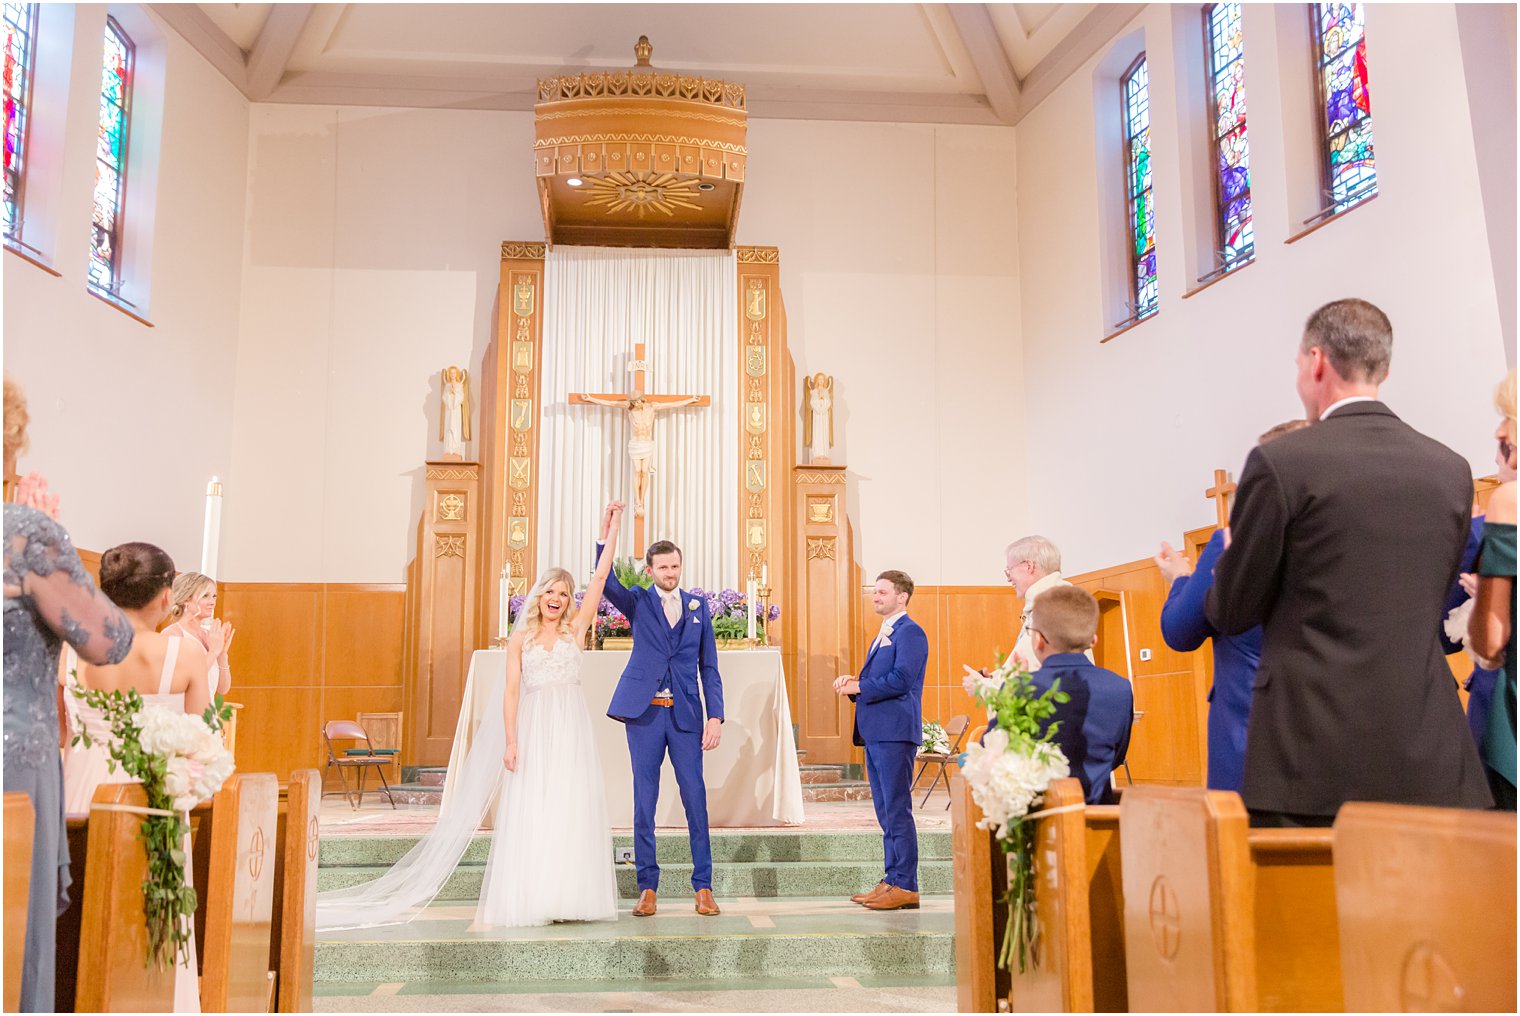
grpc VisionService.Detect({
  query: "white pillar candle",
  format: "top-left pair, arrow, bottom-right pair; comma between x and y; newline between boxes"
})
499,564 -> 510,638
200,477 -> 223,578
746,576 -> 757,640
761,563 -> 768,587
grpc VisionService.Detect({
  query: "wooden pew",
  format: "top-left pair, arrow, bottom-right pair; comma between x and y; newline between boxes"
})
72,784 -> 178,1012
1118,786 -> 1341,1012
1334,802 -> 1516,1012
53,817 -> 88,1012
951,770 -> 1007,1013
4,793 -> 34,1013
1009,777 -> 1127,1013
270,771 -> 320,1012
193,773 -> 280,1013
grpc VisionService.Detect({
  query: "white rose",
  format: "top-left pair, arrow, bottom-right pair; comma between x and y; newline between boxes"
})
163,756 -> 197,810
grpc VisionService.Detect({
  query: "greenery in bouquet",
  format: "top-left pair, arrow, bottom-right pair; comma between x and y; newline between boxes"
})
921,720 -> 951,755
958,653 -> 1071,973
69,682 -> 235,970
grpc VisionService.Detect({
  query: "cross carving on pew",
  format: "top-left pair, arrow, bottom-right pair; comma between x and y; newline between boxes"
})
1206,468 -> 1237,530
569,342 -> 711,557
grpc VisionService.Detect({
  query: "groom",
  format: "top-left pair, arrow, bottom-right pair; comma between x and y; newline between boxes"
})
596,502 -> 724,917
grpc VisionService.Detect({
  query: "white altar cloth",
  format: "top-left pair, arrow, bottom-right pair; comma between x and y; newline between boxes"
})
441,647 -> 805,828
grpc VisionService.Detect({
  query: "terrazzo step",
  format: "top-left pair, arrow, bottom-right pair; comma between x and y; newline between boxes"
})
317,858 -> 954,901
798,765 -> 844,785
319,830 -> 953,868
313,897 -> 955,984
802,779 -> 873,802
415,767 -> 449,787
377,783 -> 441,806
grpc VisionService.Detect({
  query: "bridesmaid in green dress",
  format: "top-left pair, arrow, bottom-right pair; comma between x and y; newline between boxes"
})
1471,369 -> 1517,811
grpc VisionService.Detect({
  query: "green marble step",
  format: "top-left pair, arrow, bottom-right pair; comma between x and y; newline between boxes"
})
319,829 -> 953,868
317,857 -> 954,900
314,897 -> 955,984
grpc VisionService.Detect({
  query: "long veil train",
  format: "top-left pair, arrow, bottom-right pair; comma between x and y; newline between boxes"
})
315,658 -> 508,931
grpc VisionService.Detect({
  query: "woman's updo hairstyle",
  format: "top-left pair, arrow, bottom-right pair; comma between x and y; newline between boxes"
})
98,542 -> 177,610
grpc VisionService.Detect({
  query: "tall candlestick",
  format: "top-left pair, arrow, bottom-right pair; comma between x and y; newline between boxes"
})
499,564 -> 510,638
200,477 -> 223,579
746,575 -> 757,641
761,563 -> 768,587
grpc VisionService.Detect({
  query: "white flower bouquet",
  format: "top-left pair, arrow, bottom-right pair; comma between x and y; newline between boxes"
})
71,685 -> 235,969
958,654 -> 1071,972
920,721 -> 951,756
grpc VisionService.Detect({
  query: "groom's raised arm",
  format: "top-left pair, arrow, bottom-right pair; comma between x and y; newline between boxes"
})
595,541 -> 638,617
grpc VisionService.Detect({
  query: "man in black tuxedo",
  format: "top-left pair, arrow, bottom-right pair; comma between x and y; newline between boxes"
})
1207,298 -> 1492,826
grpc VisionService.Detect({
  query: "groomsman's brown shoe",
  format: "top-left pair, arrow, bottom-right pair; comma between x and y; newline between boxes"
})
851,880 -> 889,905
864,885 -> 920,911
694,889 -> 721,916
632,890 -> 657,917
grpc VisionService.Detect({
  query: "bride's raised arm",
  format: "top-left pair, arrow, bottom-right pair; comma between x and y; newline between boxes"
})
574,503 -> 622,639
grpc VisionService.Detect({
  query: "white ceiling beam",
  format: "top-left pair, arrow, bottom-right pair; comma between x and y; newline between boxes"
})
1017,3 -> 1146,123
945,4 -> 1022,126
148,4 -> 248,94
245,4 -> 315,101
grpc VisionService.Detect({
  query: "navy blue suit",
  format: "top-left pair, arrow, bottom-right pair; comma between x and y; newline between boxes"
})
1442,517 -> 1500,748
598,543 -> 724,892
849,613 -> 928,892
1160,529 -> 1261,792
1031,653 -> 1133,805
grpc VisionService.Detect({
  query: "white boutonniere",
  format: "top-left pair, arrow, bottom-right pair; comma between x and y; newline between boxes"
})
688,598 -> 700,611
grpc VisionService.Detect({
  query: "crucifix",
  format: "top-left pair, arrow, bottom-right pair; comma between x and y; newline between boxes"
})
569,342 -> 711,555
1205,468 -> 1237,530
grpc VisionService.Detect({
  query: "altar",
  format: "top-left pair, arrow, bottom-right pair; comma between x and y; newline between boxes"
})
441,647 -> 806,828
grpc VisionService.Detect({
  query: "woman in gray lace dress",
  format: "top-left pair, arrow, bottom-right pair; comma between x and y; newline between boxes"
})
3,379 -> 131,1012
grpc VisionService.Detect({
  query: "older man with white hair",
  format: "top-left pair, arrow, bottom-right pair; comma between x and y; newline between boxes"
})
1005,535 -> 1087,672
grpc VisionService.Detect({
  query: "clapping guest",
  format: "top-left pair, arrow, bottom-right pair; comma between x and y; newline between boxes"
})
1154,419 -> 1309,792
1004,536 -> 1081,672
1469,369 -> 1517,810
165,571 -> 234,698
3,377 -> 132,1013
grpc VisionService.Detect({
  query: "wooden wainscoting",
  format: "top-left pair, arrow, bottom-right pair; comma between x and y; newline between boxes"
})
218,583 -> 406,781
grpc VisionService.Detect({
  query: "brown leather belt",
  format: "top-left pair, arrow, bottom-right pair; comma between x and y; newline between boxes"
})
651,696 -> 674,708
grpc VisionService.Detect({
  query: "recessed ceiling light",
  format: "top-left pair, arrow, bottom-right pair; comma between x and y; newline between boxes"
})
697,182 -> 715,191
566,177 -> 584,187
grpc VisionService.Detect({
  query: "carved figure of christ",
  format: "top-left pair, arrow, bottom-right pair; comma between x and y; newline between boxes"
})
569,342 -> 711,552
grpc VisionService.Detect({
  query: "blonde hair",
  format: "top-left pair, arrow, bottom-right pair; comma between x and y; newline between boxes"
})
4,375 -> 29,463
518,568 -> 576,638
1496,369 -> 1517,444
166,572 -> 216,624
1030,585 -> 1100,654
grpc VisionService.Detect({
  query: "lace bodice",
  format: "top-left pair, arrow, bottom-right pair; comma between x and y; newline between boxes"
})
4,504 -> 132,769
521,636 -> 582,693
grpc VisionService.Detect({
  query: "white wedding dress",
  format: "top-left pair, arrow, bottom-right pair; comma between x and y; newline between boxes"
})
316,631 -> 617,931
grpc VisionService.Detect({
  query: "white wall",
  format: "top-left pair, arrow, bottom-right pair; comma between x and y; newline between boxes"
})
228,110 -> 1024,585
1016,2 -> 1512,575
3,5 -> 249,570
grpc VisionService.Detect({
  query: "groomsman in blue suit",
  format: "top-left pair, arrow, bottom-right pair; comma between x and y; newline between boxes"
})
836,570 -> 928,911
596,503 -> 724,918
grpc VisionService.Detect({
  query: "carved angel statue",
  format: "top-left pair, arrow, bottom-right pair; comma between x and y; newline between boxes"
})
439,365 -> 472,459
803,372 -> 834,464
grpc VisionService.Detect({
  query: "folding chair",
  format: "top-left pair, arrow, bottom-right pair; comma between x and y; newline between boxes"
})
321,720 -> 397,809
914,714 -> 970,809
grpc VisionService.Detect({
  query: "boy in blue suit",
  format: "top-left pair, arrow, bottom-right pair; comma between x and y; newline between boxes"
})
835,570 -> 928,911
595,503 -> 724,918
1028,585 -> 1133,805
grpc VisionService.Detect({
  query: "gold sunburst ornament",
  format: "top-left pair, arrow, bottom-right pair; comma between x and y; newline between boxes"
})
580,172 -> 704,217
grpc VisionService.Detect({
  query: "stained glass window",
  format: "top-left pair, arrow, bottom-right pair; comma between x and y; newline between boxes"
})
3,2 -> 37,238
1206,3 -> 1253,268
89,17 -> 132,293
1123,56 -> 1157,321
1313,3 -> 1376,211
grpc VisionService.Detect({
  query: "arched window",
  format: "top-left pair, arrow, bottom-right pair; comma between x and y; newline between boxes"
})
1313,3 -> 1376,211
88,15 -> 132,293
2,1 -> 38,238
1123,56 -> 1158,320
1206,3 -> 1253,268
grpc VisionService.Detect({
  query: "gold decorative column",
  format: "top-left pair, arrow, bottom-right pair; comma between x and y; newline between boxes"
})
793,464 -> 857,764
407,461 -> 481,766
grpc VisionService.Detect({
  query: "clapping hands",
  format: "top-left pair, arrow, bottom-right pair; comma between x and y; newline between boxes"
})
1153,541 -> 1194,584
16,472 -> 60,521
832,673 -> 861,696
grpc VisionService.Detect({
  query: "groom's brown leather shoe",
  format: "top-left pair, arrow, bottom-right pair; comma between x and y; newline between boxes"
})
864,885 -> 920,911
851,880 -> 889,905
694,889 -> 720,916
632,889 -> 657,917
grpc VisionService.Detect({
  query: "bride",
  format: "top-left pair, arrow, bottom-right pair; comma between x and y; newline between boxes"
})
317,505 -> 624,930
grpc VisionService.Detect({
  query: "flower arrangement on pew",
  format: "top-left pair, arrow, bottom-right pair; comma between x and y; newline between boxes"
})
958,654 -> 1070,972
70,684 -> 235,970
920,720 -> 951,756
